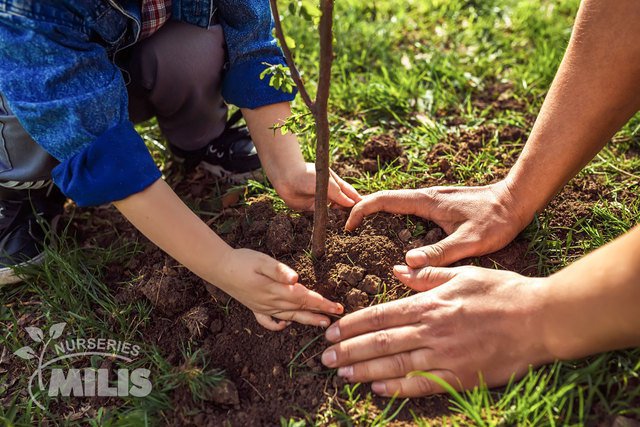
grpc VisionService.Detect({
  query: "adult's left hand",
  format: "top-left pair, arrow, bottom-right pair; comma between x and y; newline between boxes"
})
320,265 -> 554,397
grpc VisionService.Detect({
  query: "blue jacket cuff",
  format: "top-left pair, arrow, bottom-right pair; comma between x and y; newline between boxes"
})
52,121 -> 162,207
222,56 -> 297,109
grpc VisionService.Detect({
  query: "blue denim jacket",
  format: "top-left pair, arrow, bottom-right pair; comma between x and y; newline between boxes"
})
0,0 -> 295,206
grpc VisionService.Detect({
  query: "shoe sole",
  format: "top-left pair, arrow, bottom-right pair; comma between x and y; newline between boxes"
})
0,252 -> 46,286
199,162 -> 264,184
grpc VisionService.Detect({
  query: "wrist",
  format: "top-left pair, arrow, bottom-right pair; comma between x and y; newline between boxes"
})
494,177 -> 537,229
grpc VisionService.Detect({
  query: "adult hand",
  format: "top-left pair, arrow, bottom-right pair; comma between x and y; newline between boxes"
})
320,265 -> 553,397
345,180 -> 532,268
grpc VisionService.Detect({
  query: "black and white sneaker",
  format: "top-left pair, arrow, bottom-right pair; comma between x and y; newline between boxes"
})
170,111 -> 262,184
0,186 -> 64,285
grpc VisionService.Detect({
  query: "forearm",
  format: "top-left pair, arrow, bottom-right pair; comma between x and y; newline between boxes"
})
113,179 -> 232,282
506,0 -> 640,219
541,225 -> 640,360
241,102 -> 306,185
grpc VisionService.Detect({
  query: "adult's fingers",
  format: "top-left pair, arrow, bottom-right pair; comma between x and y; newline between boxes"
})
334,347 -> 435,383
324,295 -> 424,343
330,169 -> 362,203
321,324 -> 429,369
254,312 -> 289,331
257,256 -> 299,284
345,189 -> 432,231
275,283 -> 344,316
405,229 -> 479,268
371,369 -> 460,398
393,265 -> 458,291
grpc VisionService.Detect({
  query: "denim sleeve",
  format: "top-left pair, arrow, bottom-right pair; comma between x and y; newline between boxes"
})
215,0 -> 297,109
0,17 -> 161,207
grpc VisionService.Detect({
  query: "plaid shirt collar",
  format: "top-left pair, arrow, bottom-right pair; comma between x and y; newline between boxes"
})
140,0 -> 172,39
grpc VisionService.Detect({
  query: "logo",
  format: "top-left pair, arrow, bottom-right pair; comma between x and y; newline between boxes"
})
14,322 -> 152,409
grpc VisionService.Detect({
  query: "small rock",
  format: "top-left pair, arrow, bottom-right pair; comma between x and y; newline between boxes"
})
346,288 -> 369,309
398,229 -> 412,242
241,366 -> 250,378
359,275 -> 381,295
425,228 -> 445,245
337,264 -> 365,286
206,380 -> 239,405
272,365 -> 283,377
305,358 -> 318,368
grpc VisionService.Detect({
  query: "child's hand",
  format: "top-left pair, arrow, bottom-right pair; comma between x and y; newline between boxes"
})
217,247 -> 344,331
276,163 -> 362,211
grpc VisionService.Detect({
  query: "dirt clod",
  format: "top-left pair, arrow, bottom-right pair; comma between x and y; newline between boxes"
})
266,214 -> 294,256
425,227 -> 445,245
346,288 -> 369,310
363,135 -> 404,164
335,263 -> 365,286
398,229 -> 412,242
182,306 -> 211,339
206,380 -> 240,406
359,275 -> 382,295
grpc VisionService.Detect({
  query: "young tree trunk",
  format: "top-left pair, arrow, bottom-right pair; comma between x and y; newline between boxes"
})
269,0 -> 335,259
310,0 -> 334,258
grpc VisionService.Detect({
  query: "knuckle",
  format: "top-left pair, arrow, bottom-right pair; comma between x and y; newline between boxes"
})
414,377 -> 434,396
426,244 -> 446,265
374,331 -> 392,354
370,305 -> 386,329
391,353 -> 409,375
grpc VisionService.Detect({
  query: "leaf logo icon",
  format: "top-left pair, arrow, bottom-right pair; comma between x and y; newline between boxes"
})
25,327 -> 44,343
49,323 -> 66,340
14,346 -> 36,360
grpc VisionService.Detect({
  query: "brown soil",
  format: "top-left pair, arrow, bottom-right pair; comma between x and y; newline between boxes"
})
80,186 -> 538,426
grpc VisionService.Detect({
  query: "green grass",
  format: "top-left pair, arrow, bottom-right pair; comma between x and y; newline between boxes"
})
2,0 -> 639,425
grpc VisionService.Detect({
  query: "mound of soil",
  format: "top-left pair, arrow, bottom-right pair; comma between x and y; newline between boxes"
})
360,135 -> 407,173
96,192 -> 538,425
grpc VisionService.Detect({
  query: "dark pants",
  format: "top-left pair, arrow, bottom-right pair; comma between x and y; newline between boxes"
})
0,21 -> 227,193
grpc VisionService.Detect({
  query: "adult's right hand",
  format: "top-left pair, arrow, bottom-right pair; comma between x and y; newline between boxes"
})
345,180 -> 533,268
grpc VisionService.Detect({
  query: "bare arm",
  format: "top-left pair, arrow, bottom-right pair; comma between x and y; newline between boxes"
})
113,179 -> 343,330
506,0 -> 640,218
346,0 -> 640,268
241,102 -> 360,211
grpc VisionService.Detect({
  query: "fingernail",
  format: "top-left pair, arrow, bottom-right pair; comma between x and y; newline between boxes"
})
334,304 -> 344,314
337,366 -> 353,378
406,249 -> 428,267
371,382 -> 387,395
319,320 -> 329,328
321,350 -> 337,366
326,325 -> 341,341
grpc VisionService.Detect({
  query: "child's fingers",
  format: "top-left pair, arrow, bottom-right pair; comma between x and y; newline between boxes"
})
328,177 -> 356,207
330,169 -> 362,202
273,310 -> 332,328
257,255 -> 299,284
254,312 -> 290,331
277,283 -> 344,315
